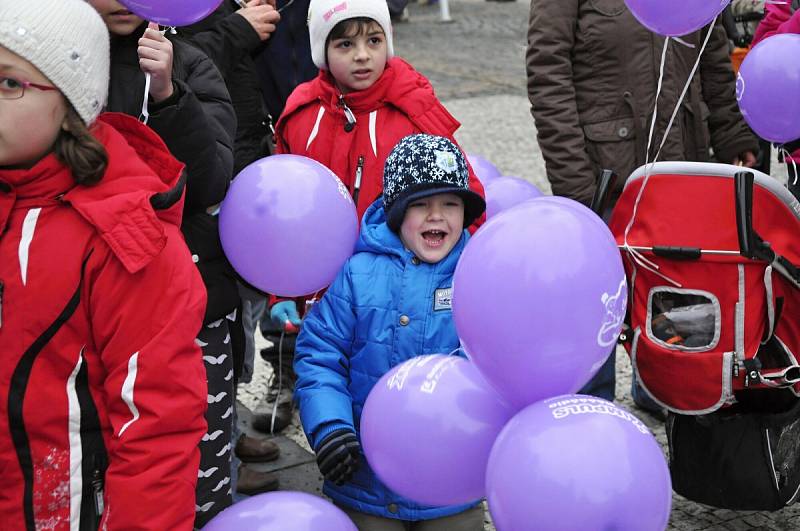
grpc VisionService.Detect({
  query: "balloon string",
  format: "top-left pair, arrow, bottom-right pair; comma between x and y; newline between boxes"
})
269,330 -> 286,435
139,73 -> 151,125
781,146 -> 799,186
622,36 -> 674,285
137,26 -> 172,125
622,17 -> 718,288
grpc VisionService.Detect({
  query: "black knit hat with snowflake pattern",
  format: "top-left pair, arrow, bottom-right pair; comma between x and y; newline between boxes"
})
382,134 -> 486,232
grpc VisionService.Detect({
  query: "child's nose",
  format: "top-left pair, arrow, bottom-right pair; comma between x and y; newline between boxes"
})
354,43 -> 370,60
427,205 -> 444,220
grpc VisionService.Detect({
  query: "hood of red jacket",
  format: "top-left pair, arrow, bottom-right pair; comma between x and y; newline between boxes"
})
278,57 -> 459,134
0,112 -> 186,273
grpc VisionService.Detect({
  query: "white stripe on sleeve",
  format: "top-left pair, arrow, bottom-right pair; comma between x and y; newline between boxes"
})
19,208 -> 41,286
306,106 -> 326,150
118,352 -> 140,436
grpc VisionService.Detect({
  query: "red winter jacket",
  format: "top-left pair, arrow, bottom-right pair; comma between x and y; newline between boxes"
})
0,113 -> 208,530
276,57 -> 485,221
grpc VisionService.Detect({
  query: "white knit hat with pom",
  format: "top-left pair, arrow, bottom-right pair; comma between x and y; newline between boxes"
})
0,0 -> 110,124
308,0 -> 394,70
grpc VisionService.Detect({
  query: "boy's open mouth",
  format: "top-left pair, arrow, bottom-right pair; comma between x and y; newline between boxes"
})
422,230 -> 447,247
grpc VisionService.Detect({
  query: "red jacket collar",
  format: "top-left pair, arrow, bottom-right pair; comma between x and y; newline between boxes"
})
279,57 -> 453,125
0,113 -> 186,273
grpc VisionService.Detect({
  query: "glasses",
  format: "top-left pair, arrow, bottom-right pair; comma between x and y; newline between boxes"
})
0,76 -> 58,100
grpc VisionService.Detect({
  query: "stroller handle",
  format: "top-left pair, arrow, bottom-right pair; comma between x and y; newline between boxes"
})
735,171 -> 800,288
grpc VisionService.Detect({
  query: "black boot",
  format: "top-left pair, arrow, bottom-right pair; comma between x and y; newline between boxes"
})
254,334 -> 296,434
252,374 -> 295,434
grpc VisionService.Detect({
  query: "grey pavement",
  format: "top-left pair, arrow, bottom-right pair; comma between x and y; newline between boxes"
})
237,1 -> 799,529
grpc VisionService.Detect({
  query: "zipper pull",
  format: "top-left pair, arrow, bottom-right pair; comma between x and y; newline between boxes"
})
338,95 -> 357,132
92,467 -> 105,517
353,155 -> 365,206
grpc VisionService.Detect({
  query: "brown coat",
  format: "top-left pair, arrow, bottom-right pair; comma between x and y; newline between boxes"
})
526,0 -> 758,205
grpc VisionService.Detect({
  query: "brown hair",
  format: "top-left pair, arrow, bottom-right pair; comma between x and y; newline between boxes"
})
54,106 -> 108,186
326,16 -> 385,47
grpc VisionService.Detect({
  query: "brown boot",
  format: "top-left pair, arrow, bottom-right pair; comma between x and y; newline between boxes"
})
234,434 -> 280,463
236,465 -> 280,495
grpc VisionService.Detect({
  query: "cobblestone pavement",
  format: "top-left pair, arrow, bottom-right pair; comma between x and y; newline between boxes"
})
239,1 -> 799,529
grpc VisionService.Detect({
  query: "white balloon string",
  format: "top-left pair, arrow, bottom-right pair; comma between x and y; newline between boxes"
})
673,37 -> 696,48
269,330 -> 285,435
138,72 -> 151,125
652,16 -> 718,166
781,146 -> 799,186
138,25 -> 172,125
622,17 -> 718,289
621,37 -> 670,283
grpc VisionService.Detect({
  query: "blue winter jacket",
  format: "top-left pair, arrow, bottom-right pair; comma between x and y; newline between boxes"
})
294,199 -> 478,520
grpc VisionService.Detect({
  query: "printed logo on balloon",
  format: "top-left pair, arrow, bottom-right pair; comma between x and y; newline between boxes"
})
548,396 -> 649,435
735,72 -> 745,103
597,278 -> 627,348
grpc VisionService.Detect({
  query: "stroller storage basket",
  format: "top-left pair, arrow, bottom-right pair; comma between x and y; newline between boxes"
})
668,392 -> 800,511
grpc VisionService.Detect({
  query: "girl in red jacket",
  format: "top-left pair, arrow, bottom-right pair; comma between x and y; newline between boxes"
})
0,1 -> 208,529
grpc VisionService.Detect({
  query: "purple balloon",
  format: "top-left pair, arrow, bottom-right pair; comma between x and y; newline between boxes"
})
487,395 -> 671,531
485,176 -> 543,218
624,0 -> 731,37
204,491 -> 357,531
361,355 -> 516,506
453,197 -> 626,409
467,154 -> 502,186
119,0 -> 223,26
737,34 -> 800,143
219,155 -> 358,297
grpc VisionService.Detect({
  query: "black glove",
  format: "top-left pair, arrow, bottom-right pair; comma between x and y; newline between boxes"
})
315,429 -> 361,486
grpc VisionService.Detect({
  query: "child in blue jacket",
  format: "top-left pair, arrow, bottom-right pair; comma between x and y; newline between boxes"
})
294,134 -> 486,530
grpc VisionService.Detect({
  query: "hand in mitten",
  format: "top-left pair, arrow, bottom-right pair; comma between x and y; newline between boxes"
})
315,429 -> 361,486
270,300 -> 302,331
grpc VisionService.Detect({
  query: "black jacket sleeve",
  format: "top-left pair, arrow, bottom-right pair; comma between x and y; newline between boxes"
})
148,42 -> 237,214
186,11 -> 263,80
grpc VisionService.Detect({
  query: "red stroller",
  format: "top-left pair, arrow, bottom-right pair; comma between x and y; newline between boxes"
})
608,161 -> 800,510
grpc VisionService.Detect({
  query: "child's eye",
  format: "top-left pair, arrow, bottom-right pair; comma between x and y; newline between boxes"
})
369,36 -> 383,45
335,40 -> 352,49
0,77 -> 22,91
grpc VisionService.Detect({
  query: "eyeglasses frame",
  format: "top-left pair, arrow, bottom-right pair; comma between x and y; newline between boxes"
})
0,77 -> 59,100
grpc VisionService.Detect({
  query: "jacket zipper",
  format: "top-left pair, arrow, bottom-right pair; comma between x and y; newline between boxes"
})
92,465 -> 105,520
353,155 -> 365,206
0,280 -> 4,329
338,95 -> 357,132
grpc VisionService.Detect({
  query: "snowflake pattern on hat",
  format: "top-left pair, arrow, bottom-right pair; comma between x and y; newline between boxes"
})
383,134 -> 470,212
